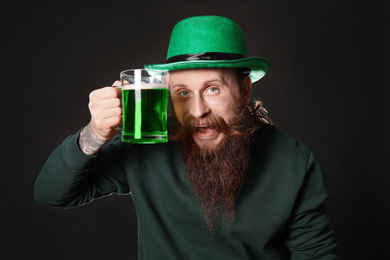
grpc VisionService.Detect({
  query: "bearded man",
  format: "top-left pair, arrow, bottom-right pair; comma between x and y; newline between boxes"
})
35,16 -> 337,259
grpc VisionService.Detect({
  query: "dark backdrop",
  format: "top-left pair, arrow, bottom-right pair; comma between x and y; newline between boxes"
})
1,1 -> 387,259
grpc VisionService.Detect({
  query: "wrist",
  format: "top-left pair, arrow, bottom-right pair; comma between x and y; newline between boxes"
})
78,123 -> 109,155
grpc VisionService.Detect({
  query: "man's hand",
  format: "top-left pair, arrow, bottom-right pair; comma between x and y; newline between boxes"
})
88,81 -> 122,141
78,81 -> 122,155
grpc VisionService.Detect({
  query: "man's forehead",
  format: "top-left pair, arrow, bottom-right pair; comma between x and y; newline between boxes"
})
168,68 -> 238,84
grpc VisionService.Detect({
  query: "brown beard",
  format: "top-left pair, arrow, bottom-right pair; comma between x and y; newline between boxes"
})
169,105 -> 262,230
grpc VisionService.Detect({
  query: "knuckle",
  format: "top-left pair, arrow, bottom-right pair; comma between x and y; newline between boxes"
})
89,91 -> 96,100
88,100 -> 98,111
88,102 -> 95,111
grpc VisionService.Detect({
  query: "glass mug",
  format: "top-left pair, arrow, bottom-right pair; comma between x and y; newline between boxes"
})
120,69 -> 168,144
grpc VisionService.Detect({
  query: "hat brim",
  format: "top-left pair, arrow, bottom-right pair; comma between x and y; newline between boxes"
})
144,57 -> 269,83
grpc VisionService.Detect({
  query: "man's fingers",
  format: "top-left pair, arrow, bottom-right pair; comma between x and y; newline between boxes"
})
89,97 -> 121,112
93,106 -> 122,119
90,86 -> 120,100
97,97 -> 121,109
92,115 -> 122,132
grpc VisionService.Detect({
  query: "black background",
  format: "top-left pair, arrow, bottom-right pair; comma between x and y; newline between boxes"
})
1,1 -> 388,259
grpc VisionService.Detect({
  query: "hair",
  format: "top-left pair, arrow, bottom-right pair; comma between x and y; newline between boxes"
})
234,68 -> 251,83
234,68 -> 274,127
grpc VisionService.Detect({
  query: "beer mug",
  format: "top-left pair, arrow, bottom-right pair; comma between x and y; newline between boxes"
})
120,69 -> 169,144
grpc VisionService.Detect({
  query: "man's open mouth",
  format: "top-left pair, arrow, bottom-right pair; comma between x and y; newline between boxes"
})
195,125 -> 218,138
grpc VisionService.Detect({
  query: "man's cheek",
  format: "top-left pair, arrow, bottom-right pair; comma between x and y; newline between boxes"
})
171,107 -> 184,125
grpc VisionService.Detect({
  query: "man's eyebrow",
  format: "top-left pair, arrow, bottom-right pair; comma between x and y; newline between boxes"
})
171,83 -> 188,89
204,77 -> 227,86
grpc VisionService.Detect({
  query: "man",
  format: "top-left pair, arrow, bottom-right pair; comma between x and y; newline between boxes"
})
35,16 -> 337,259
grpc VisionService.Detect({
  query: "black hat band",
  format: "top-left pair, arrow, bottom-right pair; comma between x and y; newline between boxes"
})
166,52 -> 246,63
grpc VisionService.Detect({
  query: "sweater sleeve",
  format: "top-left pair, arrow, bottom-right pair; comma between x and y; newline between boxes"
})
34,131 -> 130,208
285,152 -> 338,259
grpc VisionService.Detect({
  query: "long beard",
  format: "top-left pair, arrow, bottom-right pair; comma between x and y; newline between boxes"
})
170,106 -> 261,230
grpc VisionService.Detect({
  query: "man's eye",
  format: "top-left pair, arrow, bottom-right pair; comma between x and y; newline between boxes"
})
179,90 -> 189,96
207,87 -> 219,94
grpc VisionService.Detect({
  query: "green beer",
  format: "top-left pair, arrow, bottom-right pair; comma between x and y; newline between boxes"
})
121,83 -> 169,144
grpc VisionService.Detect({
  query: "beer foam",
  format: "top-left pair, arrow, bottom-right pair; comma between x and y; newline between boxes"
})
121,83 -> 168,90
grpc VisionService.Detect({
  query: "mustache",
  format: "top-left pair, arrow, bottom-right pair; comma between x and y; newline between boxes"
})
169,112 -> 252,141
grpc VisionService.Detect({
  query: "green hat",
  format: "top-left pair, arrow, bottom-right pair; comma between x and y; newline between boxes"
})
144,15 -> 269,83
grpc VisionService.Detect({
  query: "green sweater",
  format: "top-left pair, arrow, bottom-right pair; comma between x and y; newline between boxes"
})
35,128 -> 337,259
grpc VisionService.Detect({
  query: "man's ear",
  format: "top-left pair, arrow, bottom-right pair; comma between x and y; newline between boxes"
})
240,76 -> 253,105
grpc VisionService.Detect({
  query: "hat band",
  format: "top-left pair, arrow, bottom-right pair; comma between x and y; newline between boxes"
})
166,52 -> 246,63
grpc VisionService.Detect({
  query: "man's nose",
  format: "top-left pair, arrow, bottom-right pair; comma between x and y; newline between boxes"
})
190,95 -> 211,118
